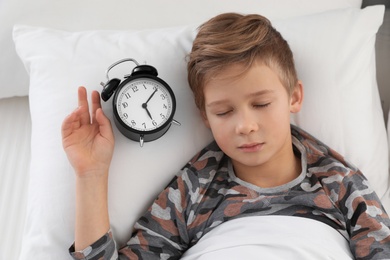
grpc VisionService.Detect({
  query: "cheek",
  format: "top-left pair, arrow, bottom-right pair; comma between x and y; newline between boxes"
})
258,104 -> 292,135
211,129 -> 231,153
267,105 -> 292,136
206,118 -> 231,142
269,101 -> 291,120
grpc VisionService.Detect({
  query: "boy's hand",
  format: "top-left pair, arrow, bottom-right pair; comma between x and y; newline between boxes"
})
61,86 -> 115,178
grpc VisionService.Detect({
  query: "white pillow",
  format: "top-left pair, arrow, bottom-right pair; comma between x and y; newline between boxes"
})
13,6 -> 387,259
1,0 -> 363,99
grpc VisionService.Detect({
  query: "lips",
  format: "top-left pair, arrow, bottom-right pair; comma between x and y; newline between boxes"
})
238,142 -> 264,152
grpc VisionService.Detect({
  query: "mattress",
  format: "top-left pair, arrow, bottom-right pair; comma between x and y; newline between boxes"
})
0,96 -> 31,260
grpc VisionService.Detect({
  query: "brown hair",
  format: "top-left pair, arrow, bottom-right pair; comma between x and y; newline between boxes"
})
187,13 -> 298,111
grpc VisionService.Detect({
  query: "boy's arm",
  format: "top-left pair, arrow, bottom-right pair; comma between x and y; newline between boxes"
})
341,170 -> 390,259
69,170 -> 197,259
74,171 -> 110,251
62,87 -> 115,251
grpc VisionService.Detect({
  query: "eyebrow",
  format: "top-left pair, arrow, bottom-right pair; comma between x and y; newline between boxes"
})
206,89 -> 275,107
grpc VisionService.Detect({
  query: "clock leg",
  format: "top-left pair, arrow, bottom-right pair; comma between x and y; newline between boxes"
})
139,135 -> 144,147
172,119 -> 181,126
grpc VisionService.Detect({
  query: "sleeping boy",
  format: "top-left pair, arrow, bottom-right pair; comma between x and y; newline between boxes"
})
62,13 -> 390,259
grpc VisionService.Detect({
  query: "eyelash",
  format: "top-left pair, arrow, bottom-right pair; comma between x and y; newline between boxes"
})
254,103 -> 271,108
216,103 -> 271,117
216,110 -> 232,117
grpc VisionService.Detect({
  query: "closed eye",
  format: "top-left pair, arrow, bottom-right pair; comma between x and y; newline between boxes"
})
216,110 -> 233,117
254,103 -> 271,108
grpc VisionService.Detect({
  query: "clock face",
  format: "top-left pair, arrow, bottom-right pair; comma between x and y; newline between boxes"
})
114,77 -> 174,133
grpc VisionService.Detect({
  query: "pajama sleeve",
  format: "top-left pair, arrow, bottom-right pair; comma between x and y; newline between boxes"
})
340,169 -> 390,259
69,230 -> 118,260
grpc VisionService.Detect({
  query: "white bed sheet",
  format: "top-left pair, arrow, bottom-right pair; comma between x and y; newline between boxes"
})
181,216 -> 353,260
0,96 -> 31,260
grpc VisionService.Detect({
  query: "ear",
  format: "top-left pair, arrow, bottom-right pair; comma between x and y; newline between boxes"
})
290,81 -> 304,113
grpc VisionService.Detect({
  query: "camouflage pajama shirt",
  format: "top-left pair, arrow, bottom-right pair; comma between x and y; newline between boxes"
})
70,125 -> 390,259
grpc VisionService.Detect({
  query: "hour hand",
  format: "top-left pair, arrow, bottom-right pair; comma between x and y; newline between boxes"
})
142,103 -> 153,120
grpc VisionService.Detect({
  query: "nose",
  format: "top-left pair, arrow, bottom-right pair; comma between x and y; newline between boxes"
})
235,109 -> 259,135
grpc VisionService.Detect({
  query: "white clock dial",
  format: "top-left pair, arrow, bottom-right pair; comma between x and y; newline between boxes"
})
116,78 -> 173,132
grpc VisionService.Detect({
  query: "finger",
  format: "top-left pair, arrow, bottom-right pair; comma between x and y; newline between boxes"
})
78,86 -> 91,125
61,108 -> 81,139
91,90 -> 102,124
96,108 -> 115,143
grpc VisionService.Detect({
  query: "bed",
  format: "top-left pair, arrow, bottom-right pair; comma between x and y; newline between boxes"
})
1,0 -> 389,259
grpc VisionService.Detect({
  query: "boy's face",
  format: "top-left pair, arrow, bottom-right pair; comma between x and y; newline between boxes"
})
202,62 -> 303,176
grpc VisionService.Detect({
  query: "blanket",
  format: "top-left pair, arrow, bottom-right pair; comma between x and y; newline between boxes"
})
181,216 -> 353,260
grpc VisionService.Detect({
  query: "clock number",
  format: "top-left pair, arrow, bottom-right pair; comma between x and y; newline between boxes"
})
160,113 -> 166,120
125,93 -> 131,99
123,113 -> 128,119
131,120 -> 136,126
132,86 -> 139,93
163,104 -> 167,109
122,102 -> 128,108
143,84 -> 147,90
160,94 -> 166,100
152,120 -> 157,126
153,86 -> 158,91
142,122 -> 146,129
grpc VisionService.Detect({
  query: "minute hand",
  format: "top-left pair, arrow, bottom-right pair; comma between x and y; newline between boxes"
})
145,89 -> 158,104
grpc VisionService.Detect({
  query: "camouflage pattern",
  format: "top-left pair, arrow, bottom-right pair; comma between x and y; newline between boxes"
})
69,230 -> 117,260
70,125 -> 390,260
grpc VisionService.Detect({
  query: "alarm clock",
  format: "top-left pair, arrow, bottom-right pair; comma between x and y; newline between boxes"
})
100,58 -> 180,147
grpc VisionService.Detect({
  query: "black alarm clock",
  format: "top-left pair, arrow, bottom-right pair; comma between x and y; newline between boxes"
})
100,58 -> 180,147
